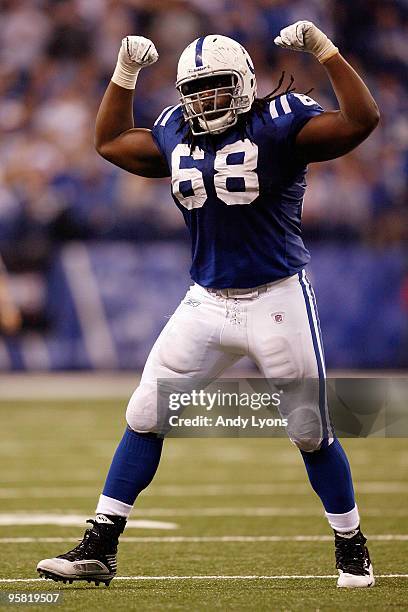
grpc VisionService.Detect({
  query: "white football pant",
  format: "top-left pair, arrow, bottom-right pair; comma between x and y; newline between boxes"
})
126,270 -> 333,450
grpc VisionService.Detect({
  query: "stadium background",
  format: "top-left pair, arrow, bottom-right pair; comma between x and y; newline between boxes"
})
0,0 -> 407,371
0,2 -> 407,608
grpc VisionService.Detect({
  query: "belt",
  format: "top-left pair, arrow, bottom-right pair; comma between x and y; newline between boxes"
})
207,281 -> 277,299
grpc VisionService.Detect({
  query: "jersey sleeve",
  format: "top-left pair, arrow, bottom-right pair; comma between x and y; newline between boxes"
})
268,92 -> 324,150
151,106 -> 172,157
151,104 -> 182,160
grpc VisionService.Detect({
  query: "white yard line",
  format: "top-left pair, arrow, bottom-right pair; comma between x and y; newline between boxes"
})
1,535 -> 407,544
1,574 -> 407,584
1,507 -> 407,518
0,515 -> 177,529
1,481 -> 407,498
119,507 -> 408,517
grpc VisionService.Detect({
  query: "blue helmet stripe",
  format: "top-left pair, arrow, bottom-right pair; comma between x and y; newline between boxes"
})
195,37 -> 205,67
246,58 -> 255,74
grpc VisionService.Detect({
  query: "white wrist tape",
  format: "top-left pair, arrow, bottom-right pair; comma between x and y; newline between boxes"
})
111,61 -> 141,89
317,41 -> 339,64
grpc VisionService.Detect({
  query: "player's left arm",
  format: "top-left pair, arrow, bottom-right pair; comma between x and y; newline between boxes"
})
275,21 -> 380,163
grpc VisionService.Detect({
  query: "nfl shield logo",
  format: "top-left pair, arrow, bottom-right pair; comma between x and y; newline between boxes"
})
272,312 -> 284,324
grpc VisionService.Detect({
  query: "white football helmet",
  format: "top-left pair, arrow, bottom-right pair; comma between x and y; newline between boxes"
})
176,35 -> 257,135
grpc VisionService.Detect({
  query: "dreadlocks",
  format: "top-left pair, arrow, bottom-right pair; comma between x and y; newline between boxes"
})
176,72 -> 312,152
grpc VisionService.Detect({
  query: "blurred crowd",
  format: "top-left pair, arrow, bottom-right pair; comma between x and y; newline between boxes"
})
1,0 -> 407,259
0,0 -> 407,265
0,0 -> 406,366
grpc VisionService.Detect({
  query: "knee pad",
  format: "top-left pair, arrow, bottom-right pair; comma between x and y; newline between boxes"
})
286,404 -> 323,453
126,383 -> 159,433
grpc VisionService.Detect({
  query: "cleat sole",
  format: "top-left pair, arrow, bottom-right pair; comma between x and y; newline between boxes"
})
37,568 -> 113,586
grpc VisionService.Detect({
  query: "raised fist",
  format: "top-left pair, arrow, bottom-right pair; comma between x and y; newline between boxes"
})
274,21 -> 338,64
118,36 -> 159,69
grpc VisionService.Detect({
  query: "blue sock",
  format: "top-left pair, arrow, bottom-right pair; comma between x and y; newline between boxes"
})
300,438 -> 355,514
102,427 -> 163,506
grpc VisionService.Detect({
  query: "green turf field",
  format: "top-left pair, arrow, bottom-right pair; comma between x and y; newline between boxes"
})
0,399 -> 407,611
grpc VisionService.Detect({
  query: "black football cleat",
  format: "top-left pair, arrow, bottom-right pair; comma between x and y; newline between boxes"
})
335,526 -> 375,588
37,514 -> 126,586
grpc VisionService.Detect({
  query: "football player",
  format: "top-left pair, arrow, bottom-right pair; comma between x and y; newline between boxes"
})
37,21 -> 379,588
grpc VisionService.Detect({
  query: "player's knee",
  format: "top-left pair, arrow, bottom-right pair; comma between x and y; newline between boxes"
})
285,406 -> 323,452
290,435 -> 322,453
125,385 -> 158,433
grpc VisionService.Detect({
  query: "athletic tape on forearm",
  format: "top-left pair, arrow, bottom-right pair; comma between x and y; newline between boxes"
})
111,61 -> 141,89
318,44 -> 339,64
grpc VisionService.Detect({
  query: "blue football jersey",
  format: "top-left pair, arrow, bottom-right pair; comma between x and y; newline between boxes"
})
152,92 -> 323,289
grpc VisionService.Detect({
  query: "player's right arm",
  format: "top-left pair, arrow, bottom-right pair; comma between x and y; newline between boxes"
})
95,36 -> 170,178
